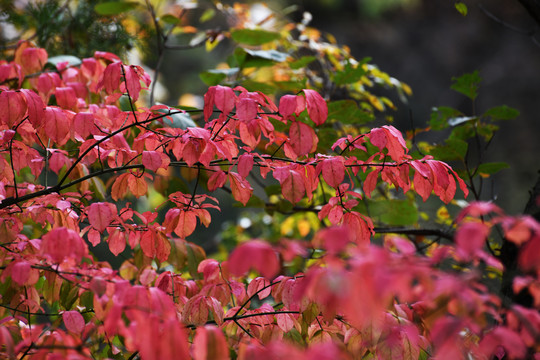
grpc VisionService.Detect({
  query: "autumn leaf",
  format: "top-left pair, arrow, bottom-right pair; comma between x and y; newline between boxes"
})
289,121 -> 318,157
88,202 -> 117,233
229,172 -> 253,205
228,240 -> 280,279
303,89 -> 328,126
63,311 -> 85,335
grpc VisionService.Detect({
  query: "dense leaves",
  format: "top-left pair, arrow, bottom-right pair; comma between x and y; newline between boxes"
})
0,3 -> 537,360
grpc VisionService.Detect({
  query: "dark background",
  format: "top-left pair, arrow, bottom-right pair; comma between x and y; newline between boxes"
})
288,0 -> 540,214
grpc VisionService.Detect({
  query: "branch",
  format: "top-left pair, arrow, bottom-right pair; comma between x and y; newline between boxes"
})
373,226 -> 454,241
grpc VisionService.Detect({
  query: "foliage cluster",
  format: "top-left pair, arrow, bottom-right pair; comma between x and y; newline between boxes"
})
0,1 -> 538,359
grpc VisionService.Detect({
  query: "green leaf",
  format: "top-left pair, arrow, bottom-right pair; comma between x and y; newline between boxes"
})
199,68 -> 239,86
367,200 -> 418,226
161,14 -> 181,25
233,195 -> 265,208
200,8 -> 216,22
333,61 -> 368,86
327,100 -> 374,124
231,28 -> 281,46
289,56 -> 316,70
448,116 -> 476,127
455,2 -> 468,16
430,106 -> 461,130
483,105 -> 520,120
265,184 -> 283,197
46,55 -> 82,68
155,107 -> 197,129
429,138 -> 468,161
244,48 -> 288,62
476,162 -> 509,176
450,71 -> 481,100
241,80 -> 277,94
60,280 -> 79,310
94,1 -> 138,15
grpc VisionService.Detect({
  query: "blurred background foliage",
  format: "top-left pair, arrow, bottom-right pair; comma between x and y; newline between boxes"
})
1,0 -> 538,259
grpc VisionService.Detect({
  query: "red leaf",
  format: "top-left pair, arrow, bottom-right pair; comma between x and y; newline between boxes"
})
142,151 -> 163,172
112,173 -> 130,201
0,90 -> 26,127
11,260 -> 31,286
276,312 -> 296,332
280,169 -> 306,204
128,173 -> 148,197
44,106 -> 70,145
319,157 -> 345,188
193,325 -> 230,360
41,227 -> 88,263
99,61 -> 122,95
289,121 -> 318,157
108,228 -> 126,256
20,89 -> 45,129
88,228 -> 101,246
123,65 -> 143,101
279,94 -> 299,118
303,89 -> 328,125
208,170 -> 227,191
182,294 -> 210,326
455,221 -> 489,261
363,169 -> 380,198
17,46 -> 47,75
314,226 -> 351,255
203,86 -> 216,121
214,85 -> 235,116
49,151 -> 69,174
174,210 -> 197,239
88,202 -> 117,233
247,277 -> 272,300
229,172 -> 253,205
237,97 -> 258,121
237,154 -> 254,178
519,234 -> 540,272
63,311 -> 85,335
55,87 -> 78,110
228,240 -> 279,279
140,229 -> 170,262
73,112 -> 96,140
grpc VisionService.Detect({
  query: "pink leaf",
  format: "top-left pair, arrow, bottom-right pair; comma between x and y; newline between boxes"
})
11,260 -> 31,286
108,228 -> 126,256
228,240 -> 280,279
237,97 -> 258,121
88,202 -> 117,233
0,90 -> 26,127
41,227 -> 88,263
63,311 -> 85,335
55,87 -> 78,110
20,89 -> 45,129
99,61 -> 122,95
208,170 -> 227,191
44,106 -> 70,145
303,89 -> 328,125
289,121 -> 318,157
237,153 -> 254,178
73,112 -> 96,140
280,169 -> 306,204
455,221 -> 490,261
174,210 -> 197,239
193,325 -> 230,360
319,157 -> 345,188
279,94 -> 299,118
214,85 -> 235,116
142,151 -> 163,172
229,172 -> 253,205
